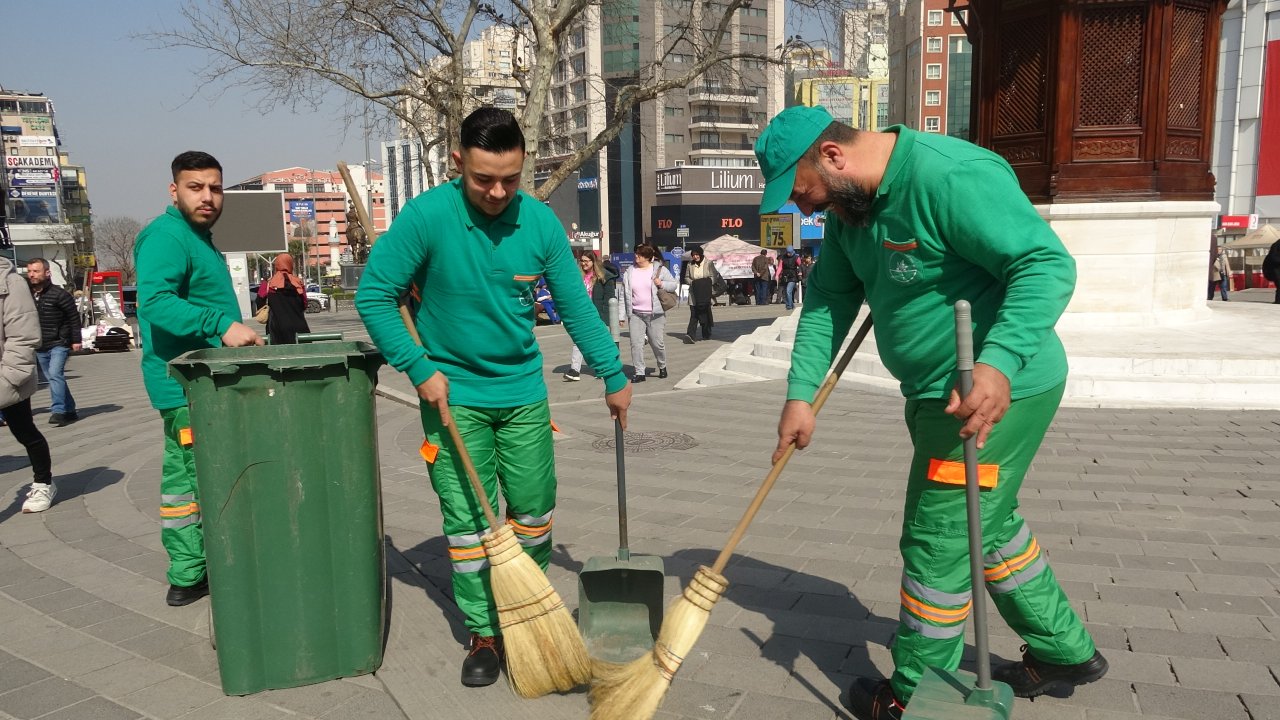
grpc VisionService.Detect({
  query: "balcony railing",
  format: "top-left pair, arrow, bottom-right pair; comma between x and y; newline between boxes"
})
690,114 -> 754,124
689,85 -> 758,97
691,141 -> 755,151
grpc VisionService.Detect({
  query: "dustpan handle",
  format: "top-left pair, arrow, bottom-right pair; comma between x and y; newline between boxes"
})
955,300 -> 992,691
615,418 -> 630,561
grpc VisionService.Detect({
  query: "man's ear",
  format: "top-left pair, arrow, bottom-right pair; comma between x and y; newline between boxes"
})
819,141 -> 847,172
451,150 -> 464,173
168,182 -> 178,203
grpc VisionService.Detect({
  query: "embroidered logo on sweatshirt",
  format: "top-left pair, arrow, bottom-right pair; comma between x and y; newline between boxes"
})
883,238 -> 921,285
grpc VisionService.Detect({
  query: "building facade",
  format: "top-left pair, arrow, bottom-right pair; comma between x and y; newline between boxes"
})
228,167 -> 385,279
539,0 -> 785,253
887,0 -> 973,138
1212,0 -> 1280,239
1,88 -> 90,286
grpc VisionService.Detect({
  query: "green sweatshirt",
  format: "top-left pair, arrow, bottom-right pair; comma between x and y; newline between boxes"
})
788,126 -> 1076,403
135,206 -> 241,411
355,178 -> 625,407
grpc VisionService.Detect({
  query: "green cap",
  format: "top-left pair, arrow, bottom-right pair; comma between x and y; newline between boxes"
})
754,105 -> 834,214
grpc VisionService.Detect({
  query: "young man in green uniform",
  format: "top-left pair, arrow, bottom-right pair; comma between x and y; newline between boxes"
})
756,106 -> 1107,719
135,151 -> 263,606
356,108 -> 632,687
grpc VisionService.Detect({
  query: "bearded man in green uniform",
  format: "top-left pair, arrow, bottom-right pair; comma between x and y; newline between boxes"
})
135,151 -> 263,606
356,108 -> 632,687
756,106 -> 1107,719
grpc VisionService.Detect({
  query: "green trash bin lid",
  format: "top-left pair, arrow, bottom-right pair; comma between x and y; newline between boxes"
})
169,341 -> 383,385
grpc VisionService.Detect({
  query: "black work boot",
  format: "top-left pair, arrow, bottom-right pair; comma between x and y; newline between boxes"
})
460,633 -> 503,687
993,646 -> 1109,698
842,677 -> 904,720
165,576 -> 209,606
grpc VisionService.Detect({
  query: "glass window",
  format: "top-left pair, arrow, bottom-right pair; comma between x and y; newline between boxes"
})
927,37 -> 943,53
926,63 -> 942,80
927,10 -> 943,26
925,116 -> 940,132
664,106 -> 685,117
952,10 -> 966,25
664,133 -> 685,144
306,182 -> 327,193
925,90 -> 941,105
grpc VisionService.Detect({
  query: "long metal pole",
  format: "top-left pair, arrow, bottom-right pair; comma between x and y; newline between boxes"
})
954,300 -> 991,690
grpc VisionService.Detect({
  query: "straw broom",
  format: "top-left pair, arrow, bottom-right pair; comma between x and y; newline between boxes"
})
589,314 -> 875,720
438,411 -> 592,697
335,161 -> 590,697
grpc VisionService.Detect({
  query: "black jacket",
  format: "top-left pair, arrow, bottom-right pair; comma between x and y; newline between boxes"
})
30,281 -> 81,352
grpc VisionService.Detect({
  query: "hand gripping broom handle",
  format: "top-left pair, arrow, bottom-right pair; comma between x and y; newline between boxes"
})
954,300 -> 992,691
368,233 -> 501,533
709,314 -> 874,575
344,157 -> 500,531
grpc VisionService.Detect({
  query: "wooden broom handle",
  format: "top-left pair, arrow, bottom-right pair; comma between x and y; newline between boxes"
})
391,300 -> 502,532
710,314 -> 874,574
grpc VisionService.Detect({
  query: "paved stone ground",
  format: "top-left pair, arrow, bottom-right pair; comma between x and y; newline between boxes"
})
1,304 -> 1277,720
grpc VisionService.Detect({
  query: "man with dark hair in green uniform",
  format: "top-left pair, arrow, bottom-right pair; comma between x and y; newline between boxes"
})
356,108 -> 632,688
755,106 -> 1107,720
135,151 -> 263,607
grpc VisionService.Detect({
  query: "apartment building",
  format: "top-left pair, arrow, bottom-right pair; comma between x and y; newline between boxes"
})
541,0 -> 786,252
228,167 -> 385,277
1,87 -> 91,284
887,0 -> 973,138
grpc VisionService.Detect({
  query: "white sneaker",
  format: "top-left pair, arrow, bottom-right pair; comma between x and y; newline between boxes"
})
22,483 -> 56,513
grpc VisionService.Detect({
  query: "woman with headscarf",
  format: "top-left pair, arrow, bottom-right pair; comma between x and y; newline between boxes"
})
256,253 -> 310,344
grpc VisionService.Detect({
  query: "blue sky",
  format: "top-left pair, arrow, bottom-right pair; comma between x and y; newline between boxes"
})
4,1 -> 369,223
6,1 -> 826,224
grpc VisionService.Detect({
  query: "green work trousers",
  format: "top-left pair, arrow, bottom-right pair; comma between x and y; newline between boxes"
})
421,400 -> 557,637
891,383 -> 1095,703
159,406 -> 205,587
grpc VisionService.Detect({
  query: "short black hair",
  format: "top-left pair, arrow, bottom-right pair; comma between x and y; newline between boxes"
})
460,108 -> 526,154
27,257 -> 50,271
171,151 -> 223,181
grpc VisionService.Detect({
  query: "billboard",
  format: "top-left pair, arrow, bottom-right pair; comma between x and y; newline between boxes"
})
760,213 -> 794,248
6,186 -> 60,223
288,199 -> 316,239
214,191 -> 288,253
7,167 -> 59,186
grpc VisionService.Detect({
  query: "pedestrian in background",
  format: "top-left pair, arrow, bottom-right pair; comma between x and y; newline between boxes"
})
257,252 -> 311,344
563,250 -> 617,381
680,245 -> 722,343
751,249 -> 771,305
757,105 -> 1105,720
619,244 -> 677,382
26,258 -> 81,426
1209,245 -> 1232,301
0,254 -> 56,514
135,150 -> 262,607
779,247 -> 801,310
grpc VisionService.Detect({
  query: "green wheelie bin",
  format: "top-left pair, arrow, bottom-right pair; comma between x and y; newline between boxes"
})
169,340 -> 386,696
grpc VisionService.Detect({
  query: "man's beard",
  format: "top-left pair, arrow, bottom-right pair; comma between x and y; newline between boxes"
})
817,166 -> 874,227
177,199 -> 220,229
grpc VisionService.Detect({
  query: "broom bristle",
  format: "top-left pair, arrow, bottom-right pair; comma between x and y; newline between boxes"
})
484,525 -> 592,698
588,566 -> 728,720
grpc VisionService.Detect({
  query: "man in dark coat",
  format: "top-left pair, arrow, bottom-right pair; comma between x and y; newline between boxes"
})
26,259 -> 80,426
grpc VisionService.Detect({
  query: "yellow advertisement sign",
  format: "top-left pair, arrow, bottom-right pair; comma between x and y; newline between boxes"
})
760,213 -> 793,249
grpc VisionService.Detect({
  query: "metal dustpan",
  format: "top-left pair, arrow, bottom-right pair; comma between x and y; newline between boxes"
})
577,418 -> 666,663
904,301 -> 1014,720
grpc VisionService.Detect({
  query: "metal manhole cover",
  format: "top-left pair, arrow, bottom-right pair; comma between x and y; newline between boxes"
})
592,430 -> 698,454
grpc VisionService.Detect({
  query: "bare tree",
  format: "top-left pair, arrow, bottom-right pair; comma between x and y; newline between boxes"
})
148,0 -> 781,199
39,222 -> 94,289
94,216 -> 144,284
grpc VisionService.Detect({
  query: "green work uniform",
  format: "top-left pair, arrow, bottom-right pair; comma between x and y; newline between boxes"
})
135,206 -> 242,587
788,127 -> 1096,703
356,178 -> 626,637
